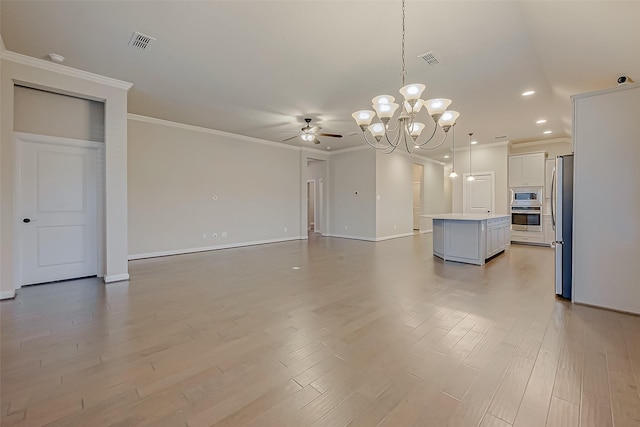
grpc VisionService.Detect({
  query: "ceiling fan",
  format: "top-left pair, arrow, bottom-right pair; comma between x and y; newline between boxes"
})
282,118 -> 343,144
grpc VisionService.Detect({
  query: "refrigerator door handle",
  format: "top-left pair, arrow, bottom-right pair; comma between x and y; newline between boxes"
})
551,167 -> 556,230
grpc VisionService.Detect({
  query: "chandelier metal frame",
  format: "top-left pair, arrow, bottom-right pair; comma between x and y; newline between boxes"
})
352,0 -> 460,154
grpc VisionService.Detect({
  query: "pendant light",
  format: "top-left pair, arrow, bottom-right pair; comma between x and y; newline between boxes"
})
467,132 -> 475,182
448,124 -> 458,178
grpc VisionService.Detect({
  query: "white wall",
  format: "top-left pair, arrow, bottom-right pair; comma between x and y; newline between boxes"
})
14,85 -> 105,142
127,116 -> 303,257
375,152 -> 413,238
452,143 -> 509,214
572,84 -> 640,314
1,51 -> 131,298
328,148 -> 376,240
443,165 -> 453,213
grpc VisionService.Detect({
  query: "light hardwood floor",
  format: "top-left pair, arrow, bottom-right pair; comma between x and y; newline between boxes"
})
1,234 -> 639,427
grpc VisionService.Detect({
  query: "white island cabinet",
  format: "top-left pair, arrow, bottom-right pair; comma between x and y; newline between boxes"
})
425,214 -> 510,266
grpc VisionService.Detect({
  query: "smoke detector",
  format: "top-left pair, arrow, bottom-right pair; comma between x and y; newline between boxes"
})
128,31 -> 156,50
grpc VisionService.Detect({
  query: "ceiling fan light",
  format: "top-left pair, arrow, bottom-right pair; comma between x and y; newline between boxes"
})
352,110 -> 376,129
300,133 -> 316,142
399,83 -> 426,101
373,102 -> 399,119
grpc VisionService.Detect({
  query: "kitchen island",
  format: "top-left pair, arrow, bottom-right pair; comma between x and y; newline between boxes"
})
423,214 -> 511,265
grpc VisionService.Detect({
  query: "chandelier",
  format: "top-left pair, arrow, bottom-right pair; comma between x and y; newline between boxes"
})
352,0 -> 460,154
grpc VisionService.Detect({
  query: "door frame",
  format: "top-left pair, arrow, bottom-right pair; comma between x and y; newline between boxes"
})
462,171 -> 495,214
14,132 -> 105,289
306,179 -> 316,232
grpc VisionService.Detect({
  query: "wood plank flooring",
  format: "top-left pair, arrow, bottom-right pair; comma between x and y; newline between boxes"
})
2,234 -> 640,426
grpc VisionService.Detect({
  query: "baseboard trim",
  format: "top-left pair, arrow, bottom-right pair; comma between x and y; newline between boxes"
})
0,290 -> 16,300
375,232 -> 415,241
128,236 -> 307,260
104,274 -> 130,283
322,233 -> 376,242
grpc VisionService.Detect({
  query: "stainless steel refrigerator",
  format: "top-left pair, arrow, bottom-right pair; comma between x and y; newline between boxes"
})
552,154 -> 573,299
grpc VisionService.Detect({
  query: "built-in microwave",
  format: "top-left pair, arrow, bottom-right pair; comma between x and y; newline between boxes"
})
510,187 -> 543,207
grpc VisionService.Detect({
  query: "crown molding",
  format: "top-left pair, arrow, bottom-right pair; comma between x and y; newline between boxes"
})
1,50 -> 133,91
453,140 -> 510,152
510,137 -> 571,149
572,82 -> 640,100
128,113 -> 301,151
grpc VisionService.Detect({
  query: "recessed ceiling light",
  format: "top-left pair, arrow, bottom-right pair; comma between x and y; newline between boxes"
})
326,146 -> 331,150
522,90 -> 535,96
443,155 -> 450,159
414,145 -> 420,149
471,140 -> 478,145
536,119 -> 547,124
543,130 -> 552,134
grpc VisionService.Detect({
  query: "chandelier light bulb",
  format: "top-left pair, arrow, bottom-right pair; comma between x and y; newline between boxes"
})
372,95 -> 395,105
467,175 -> 476,182
352,110 -> 375,129
449,170 -> 458,179
369,123 -> 386,141
373,102 -> 400,120
400,84 -> 425,101
408,122 -> 425,139
438,110 -> 460,131
300,133 -> 315,142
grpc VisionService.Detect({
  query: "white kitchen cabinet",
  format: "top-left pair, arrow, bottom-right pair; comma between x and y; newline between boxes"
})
486,216 -> 511,258
508,152 -> 546,187
429,214 -> 510,265
511,229 -> 544,244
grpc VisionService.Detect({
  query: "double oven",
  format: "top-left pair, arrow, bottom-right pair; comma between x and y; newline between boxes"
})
510,188 -> 542,231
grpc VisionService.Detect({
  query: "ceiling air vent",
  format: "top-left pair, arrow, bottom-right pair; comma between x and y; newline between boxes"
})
418,51 -> 439,66
128,31 -> 156,50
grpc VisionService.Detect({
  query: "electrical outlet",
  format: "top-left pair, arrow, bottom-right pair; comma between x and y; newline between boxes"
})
212,233 -> 218,238
284,226 -> 288,232
221,231 -> 227,238
394,224 -> 397,230
345,225 -> 348,230
202,233 -> 207,240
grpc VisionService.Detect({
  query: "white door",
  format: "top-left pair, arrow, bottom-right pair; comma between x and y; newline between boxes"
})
19,139 -> 98,285
463,172 -> 495,214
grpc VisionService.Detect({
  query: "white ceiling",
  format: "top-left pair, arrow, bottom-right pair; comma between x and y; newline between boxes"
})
2,1 -> 639,160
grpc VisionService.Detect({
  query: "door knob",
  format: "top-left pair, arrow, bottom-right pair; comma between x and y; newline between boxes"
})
23,218 -> 31,223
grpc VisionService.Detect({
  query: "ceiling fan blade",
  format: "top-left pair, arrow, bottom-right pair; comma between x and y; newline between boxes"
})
281,135 -> 299,142
318,133 -> 343,138
310,125 -> 321,133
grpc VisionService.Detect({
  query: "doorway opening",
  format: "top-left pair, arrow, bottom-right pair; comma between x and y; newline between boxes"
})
412,164 -> 424,230
306,158 -> 326,236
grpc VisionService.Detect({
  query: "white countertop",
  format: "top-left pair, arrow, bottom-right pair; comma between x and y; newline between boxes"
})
422,213 -> 510,221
